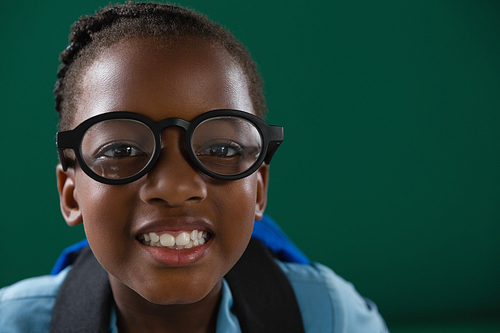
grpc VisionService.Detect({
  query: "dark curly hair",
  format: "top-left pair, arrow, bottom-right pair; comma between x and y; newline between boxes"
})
54,1 -> 266,131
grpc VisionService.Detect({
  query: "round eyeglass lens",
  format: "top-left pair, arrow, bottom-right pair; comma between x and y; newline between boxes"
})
192,116 -> 263,176
80,119 -> 156,180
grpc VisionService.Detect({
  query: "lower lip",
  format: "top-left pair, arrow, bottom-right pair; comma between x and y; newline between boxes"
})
138,239 -> 212,267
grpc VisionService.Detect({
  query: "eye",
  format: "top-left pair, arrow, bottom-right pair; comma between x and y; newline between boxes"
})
96,142 -> 146,159
196,140 -> 242,158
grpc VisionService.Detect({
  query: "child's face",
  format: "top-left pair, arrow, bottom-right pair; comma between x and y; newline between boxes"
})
57,37 -> 268,305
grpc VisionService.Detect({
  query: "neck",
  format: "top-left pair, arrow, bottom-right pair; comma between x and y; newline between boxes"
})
109,274 -> 222,333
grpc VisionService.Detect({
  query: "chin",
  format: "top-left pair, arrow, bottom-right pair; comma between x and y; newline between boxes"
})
131,276 -> 221,306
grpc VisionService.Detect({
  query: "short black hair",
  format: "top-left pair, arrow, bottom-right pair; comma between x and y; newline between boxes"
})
54,1 -> 266,131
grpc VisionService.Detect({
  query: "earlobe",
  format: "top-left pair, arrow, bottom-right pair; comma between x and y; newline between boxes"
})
254,164 -> 269,221
56,164 -> 83,226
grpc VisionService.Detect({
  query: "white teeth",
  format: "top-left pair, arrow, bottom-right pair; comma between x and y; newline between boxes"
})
149,232 -> 159,243
140,230 -> 209,249
176,232 -> 191,246
160,233 -> 175,247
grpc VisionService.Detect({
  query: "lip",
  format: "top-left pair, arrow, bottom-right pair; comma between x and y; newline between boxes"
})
138,238 -> 212,267
134,217 -> 214,267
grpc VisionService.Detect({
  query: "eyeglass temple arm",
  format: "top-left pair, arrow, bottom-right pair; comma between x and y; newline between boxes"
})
56,131 -> 73,171
264,126 -> 283,164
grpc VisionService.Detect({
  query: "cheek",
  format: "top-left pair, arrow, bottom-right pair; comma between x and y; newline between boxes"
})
74,172 -> 135,262
221,176 -> 258,211
212,176 -> 258,255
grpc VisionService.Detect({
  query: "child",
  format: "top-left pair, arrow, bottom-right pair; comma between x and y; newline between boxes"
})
0,2 -> 389,332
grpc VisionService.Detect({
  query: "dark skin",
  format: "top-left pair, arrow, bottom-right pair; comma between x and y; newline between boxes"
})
56,37 -> 269,333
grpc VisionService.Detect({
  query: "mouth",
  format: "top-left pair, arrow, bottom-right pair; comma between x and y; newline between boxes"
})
138,230 -> 212,250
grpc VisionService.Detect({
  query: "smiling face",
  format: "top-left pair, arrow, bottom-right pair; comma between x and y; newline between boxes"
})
56,37 -> 268,306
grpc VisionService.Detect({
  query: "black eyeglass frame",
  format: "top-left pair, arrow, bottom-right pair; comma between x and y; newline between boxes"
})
57,109 -> 283,184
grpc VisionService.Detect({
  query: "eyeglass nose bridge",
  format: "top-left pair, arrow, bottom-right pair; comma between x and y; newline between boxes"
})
152,118 -> 192,151
149,117 -> 208,177
156,117 -> 191,133
150,117 -> 194,168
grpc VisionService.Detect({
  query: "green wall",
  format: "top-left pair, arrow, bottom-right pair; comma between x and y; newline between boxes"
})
1,0 -> 499,329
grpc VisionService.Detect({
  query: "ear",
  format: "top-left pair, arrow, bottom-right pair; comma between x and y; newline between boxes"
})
254,164 -> 269,221
56,164 -> 83,226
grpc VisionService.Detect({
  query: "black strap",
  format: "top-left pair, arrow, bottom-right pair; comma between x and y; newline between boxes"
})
50,246 -> 112,333
50,239 -> 304,333
225,239 -> 305,333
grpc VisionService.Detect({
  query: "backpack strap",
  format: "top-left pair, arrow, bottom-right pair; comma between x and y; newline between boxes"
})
50,239 -> 305,333
251,215 -> 309,264
225,238 -> 305,333
50,246 -> 112,333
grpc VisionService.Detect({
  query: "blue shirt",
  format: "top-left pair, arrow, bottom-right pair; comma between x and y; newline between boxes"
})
0,259 -> 388,333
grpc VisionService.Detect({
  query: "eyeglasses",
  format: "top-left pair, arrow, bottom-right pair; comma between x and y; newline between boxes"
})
57,109 -> 283,184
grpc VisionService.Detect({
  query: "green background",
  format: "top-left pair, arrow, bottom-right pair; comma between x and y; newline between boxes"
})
1,1 -> 499,331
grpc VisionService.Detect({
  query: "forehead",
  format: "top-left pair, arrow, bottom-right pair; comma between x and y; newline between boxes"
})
74,37 -> 253,127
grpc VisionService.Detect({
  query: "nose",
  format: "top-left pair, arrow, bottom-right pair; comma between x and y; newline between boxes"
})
139,128 -> 207,207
